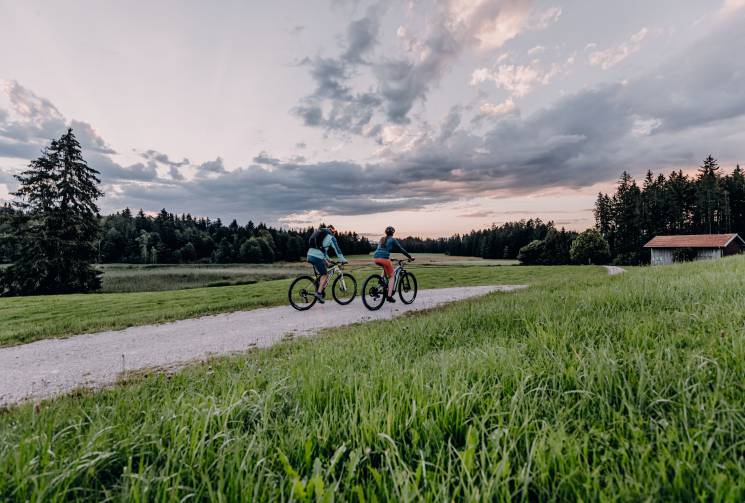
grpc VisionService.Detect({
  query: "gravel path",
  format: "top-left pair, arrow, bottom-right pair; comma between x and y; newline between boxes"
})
0,285 -> 526,407
604,265 -> 627,275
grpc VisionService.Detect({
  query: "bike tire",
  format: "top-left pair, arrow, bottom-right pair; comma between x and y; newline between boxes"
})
332,273 -> 357,305
362,274 -> 387,311
398,271 -> 418,304
288,275 -> 318,311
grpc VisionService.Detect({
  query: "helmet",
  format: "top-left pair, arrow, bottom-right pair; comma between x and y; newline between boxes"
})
385,226 -> 395,235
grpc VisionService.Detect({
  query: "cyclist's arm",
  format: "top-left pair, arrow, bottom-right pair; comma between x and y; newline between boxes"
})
328,235 -> 347,262
391,238 -> 412,259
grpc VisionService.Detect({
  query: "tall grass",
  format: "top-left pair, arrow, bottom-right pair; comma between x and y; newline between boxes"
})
100,263 -> 308,293
0,258 -> 743,499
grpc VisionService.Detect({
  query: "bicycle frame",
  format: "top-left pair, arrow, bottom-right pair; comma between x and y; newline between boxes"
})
382,260 -> 408,291
316,262 -> 351,292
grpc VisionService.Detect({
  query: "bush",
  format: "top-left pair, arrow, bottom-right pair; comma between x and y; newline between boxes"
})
570,230 -> 610,265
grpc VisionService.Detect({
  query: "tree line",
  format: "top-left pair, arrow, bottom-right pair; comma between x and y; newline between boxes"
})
396,219 -> 559,259
97,209 -> 372,265
2,204 -> 373,268
594,156 -> 745,264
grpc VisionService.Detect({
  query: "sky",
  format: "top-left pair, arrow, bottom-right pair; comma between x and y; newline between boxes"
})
1,0 -> 744,238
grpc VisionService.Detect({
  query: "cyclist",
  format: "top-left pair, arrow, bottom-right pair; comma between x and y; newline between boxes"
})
307,225 -> 347,303
373,226 -> 413,303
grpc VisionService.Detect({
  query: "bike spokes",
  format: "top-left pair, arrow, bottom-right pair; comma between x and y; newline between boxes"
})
288,276 -> 318,311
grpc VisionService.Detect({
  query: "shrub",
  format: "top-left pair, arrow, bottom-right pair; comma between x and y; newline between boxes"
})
570,230 -> 610,265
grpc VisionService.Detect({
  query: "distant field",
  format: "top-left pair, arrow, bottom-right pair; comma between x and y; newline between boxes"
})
0,264 -> 589,347
345,253 -> 518,266
1,257 -> 743,500
97,254 -> 516,293
100,263 -> 308,293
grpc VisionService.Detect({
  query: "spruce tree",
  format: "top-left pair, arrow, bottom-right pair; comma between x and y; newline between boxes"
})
1,129 -> 103,295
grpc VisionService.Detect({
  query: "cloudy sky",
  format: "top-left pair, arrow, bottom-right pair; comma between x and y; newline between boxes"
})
1,0 -> 744,237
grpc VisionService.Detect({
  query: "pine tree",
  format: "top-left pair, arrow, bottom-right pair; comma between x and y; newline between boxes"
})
694,155 -> 722,233
1,129 -> 103,295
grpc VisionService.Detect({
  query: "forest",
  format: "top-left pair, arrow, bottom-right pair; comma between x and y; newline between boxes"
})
595,156 -> 745,264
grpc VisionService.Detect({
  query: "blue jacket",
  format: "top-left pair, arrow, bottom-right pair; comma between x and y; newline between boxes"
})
307,233 -> 346,262
373,236 -> 410,259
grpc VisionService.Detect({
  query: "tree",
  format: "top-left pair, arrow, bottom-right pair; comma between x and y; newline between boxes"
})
1,129 -> 103,295
694,155 -> 722,233
570,230 -> 610,265
239,237 -> 263,263
517,240 -> 547,265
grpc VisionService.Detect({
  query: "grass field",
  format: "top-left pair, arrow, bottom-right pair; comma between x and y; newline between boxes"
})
99,263 -> 308,293
0,257 -> 743,500
0,261 -> 573,347
98,255 -> 518,293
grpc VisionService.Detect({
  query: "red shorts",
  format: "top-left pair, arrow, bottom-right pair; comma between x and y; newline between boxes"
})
374,258 -> 394,278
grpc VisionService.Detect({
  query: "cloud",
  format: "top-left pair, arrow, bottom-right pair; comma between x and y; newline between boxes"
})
253,151 -> 280,165
588,27 -> 648,70
197,157 -> 226,175
0,80 -> 114,158
478,98 -> 518,117
90,154 -> 159,182
4,10 -> 745,225
141,149 -> 189,167
719,0 -> 745,16
294,0 -> 560,134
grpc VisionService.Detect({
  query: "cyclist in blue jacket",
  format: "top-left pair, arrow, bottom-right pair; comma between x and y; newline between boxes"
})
373,226 -> 413,302
307,225 -> 347,303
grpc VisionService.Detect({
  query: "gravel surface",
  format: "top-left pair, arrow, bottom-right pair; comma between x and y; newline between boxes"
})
0,285 -> 526,407
603,265 -> 627,275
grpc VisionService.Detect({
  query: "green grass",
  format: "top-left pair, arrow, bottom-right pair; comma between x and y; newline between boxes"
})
0,263 -> 580,347
0,258 -> 743,500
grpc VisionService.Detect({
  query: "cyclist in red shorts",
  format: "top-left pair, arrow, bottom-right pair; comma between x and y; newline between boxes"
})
372,226 -> 413,303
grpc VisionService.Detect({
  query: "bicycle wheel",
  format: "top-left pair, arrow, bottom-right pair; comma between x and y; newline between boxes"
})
398,271 -> 417,304
332,273 -> 357,305
362,274 -> 387,311
288,275 -> 318,311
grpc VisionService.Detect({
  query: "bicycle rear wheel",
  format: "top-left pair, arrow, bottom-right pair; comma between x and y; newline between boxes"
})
332,273 -> 357,305
288,275 -> 318,311
362,274 -> 387,311
398,272 -> 417,304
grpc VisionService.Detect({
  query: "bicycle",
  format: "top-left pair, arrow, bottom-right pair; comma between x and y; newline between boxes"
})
288,261 -> 357,311
361,258 -> 417,311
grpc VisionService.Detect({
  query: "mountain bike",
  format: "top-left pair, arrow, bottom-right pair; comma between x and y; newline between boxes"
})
362,258 -> 417,311
288,261 -> 357,311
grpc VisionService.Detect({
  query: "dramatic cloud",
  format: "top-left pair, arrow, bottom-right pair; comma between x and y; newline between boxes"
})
0,80 -> 115,160
2,3 -> 743,227
294,0 -> 561,135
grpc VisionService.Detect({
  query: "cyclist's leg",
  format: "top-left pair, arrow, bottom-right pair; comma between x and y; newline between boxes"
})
374,258 -> 395,297
308,256 -> 328,297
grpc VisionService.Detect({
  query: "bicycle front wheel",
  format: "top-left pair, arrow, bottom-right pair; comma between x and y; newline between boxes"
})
362,274 -> 387,311
288,275 -> 318,311
398,272 -> 417,304
332,273 -> 357,305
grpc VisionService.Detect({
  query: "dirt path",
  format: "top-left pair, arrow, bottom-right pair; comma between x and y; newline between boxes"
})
604,265 -> 627,275
0,285 -> 526,407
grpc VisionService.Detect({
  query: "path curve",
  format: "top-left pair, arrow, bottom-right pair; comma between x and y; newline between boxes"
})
0,285 -> 526,407
604,265 -> 626,275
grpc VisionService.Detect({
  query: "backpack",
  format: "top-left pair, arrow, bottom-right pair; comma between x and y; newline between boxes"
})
309,228 -> 329,249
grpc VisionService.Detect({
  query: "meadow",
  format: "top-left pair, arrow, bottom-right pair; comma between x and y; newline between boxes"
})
0,256 -> 535,347
99,255 -> 518,293
0,257 -> 743,500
